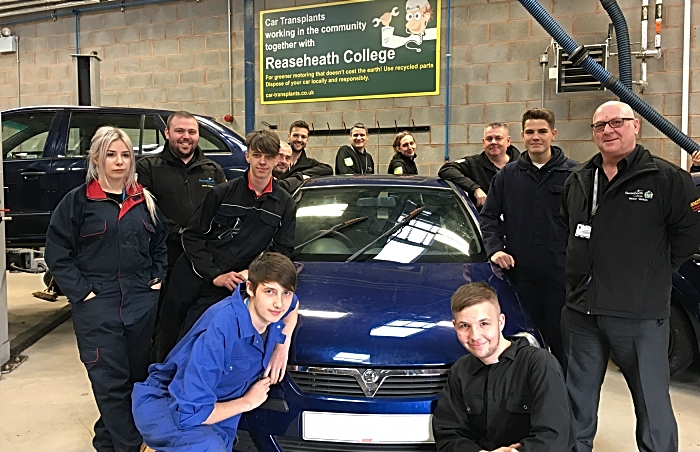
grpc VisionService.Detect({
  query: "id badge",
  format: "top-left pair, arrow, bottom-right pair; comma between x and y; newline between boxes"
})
575,223 -> 592,240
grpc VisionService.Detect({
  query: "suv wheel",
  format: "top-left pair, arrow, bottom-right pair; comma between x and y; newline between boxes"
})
668,303 -> 695,376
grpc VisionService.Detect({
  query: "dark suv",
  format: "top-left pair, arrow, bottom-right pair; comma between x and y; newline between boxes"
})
1,106 -> 248,247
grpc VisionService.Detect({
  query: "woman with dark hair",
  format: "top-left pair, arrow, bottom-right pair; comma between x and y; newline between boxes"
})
388,131 -> 419,175
46,126 -> 168,452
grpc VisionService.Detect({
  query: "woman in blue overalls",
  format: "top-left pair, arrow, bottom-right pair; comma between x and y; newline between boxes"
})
46,126 -> 168,452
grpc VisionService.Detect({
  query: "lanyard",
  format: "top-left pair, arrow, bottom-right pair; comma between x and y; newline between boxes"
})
590,168 -> 599,221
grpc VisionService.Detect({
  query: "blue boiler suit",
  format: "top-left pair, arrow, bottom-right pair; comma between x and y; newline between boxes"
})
132,287 -> 298,451
45,180 -> 168,452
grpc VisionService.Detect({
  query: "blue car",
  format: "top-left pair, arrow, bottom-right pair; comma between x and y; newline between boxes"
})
234,175 -> 541,451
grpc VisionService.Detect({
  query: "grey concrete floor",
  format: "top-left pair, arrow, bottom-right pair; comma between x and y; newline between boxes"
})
1,272 -> 700,451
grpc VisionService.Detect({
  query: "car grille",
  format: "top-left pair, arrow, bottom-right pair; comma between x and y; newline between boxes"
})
274,436 -> 436,451
288,366 -> 448,398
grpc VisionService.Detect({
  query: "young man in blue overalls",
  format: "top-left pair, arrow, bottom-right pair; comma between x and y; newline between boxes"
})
132,252 -> 299,451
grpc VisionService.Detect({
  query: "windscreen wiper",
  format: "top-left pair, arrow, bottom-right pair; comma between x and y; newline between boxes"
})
345,206 -> 425,263
294,216 -> 368,251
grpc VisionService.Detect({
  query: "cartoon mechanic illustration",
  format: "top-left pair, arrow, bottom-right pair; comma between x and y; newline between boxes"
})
373,0 -> 437,52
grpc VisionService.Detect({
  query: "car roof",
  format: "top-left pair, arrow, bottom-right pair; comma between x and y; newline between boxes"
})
1,105 -> 216,121
302,175 -> 452,189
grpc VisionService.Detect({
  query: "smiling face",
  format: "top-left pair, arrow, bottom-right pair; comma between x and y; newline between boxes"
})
397,134 -> 416,158
288,126 -> 309,153
592,101 -> 639,161
522,119 -> 557,163
405,1 -> 431,35
246,280 -> 295,329
165,116 -> 199,162
97,139 -> 132,186
350,127 -> 369,152
453,300 -> 505,365
482,126 -> 511,158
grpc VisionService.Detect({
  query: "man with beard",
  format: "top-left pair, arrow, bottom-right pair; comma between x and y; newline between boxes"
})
283,120 -> 332,179
479,108 -> 577,365
432,282 -> 572,452
137,111 -> 226,361
137,111 -> 226,270
439,123 -> 520,210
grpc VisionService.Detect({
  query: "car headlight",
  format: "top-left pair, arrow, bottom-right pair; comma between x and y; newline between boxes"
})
511,331 -> 541,348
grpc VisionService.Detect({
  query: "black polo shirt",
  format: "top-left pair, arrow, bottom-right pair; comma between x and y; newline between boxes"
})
432,337 -> 573,452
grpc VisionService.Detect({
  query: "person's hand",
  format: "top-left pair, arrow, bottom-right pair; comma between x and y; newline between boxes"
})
150,282 -> 162,290
490,251 -> 515,269
474,188 -> 487,207
265,343 -> 290,384
212,271 -> 247,291
242,377 -> 271,411
480,445 -> 521,452
692,150 -> 700,168
380,11 -> 393,26
84,292 -> 97,301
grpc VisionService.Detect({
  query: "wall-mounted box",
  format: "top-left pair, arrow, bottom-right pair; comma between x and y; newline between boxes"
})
0,36 -> 17,53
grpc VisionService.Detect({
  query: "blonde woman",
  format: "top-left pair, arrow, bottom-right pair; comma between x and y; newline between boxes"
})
46,126 -> 168,452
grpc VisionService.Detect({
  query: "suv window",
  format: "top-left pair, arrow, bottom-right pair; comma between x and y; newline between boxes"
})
66,112 -> 163,157
199,126 -> 228,153
1,112 -> 56,160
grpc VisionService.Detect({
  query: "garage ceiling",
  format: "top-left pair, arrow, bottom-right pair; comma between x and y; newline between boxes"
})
0,1 -> 103,19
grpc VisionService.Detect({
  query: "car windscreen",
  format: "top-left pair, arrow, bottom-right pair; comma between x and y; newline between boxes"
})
294,185 -> 486,263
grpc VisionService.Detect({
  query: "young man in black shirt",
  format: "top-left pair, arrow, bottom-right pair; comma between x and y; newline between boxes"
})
432,282 -> 572,452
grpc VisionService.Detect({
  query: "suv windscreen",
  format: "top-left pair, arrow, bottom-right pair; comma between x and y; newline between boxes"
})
294,185 -> 485,264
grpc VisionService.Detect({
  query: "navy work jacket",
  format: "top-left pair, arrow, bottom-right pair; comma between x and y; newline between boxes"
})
480,147 -> 578,271
46,180 -> 168,324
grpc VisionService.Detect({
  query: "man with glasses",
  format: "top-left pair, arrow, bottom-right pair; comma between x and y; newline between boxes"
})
438,123 -> 520,210
335,123 -> 375,175
560,101 -> 700,452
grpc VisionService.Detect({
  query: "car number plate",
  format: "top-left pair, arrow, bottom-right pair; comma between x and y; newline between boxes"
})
302,411 -> 434,443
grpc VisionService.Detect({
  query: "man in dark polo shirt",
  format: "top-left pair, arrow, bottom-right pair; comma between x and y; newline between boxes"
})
432,282 -> 572,452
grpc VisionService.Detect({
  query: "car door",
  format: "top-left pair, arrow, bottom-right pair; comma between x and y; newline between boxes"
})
50,110 -> 164,211
1,110 -> 61,245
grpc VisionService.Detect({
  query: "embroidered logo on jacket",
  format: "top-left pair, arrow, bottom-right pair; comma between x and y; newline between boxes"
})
625,189 -> 654,202
199,178 -> 216,188
691,198 -> 700,213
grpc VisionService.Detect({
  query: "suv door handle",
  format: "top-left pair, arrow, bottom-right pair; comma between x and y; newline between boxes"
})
20,171 -> 47,179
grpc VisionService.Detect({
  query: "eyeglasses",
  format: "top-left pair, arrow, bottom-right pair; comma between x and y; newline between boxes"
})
591,117 -> 635,132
